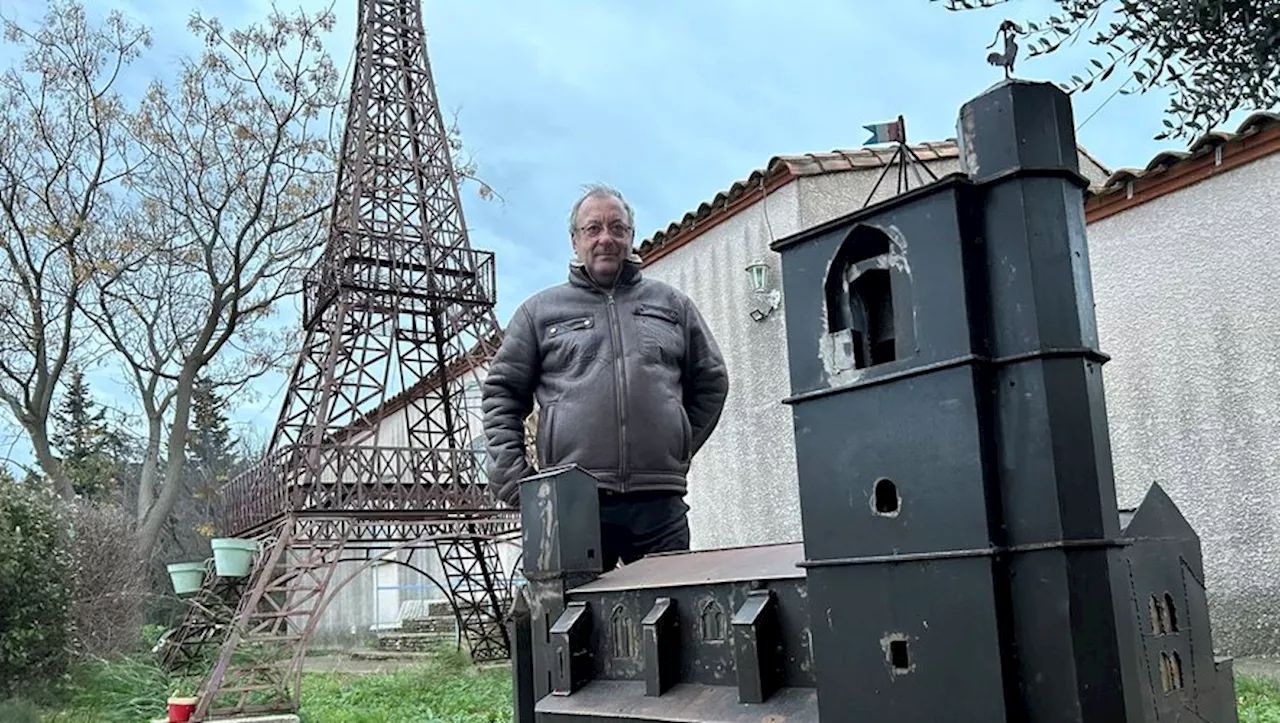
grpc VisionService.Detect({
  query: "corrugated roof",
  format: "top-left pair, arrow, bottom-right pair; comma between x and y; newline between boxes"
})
1088,111 -> 1280,196
636,141 -> 961,258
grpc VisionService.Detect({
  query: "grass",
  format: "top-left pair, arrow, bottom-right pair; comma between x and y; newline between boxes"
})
15,651 -> 1280,722
1237,675 -> 1280,722
23,647 -> 511,723
298,650 -> 511,723
40,654 -> 179,723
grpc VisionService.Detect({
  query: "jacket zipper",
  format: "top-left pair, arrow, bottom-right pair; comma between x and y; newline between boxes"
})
606,291 -> 629,492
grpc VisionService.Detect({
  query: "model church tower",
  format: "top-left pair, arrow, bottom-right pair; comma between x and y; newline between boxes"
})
507,79 -> 1239,723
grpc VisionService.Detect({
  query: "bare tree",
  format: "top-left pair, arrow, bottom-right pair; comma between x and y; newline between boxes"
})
87,7 -> 342,560
0,1 -> 148,498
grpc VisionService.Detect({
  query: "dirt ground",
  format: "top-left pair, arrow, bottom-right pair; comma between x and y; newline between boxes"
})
302,650 -> 509,675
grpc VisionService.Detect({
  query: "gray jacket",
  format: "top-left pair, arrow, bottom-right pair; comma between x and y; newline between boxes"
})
481,258 -> 729,504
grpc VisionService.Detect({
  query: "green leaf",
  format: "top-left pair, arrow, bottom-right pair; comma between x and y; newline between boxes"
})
933,0 -> 1280,169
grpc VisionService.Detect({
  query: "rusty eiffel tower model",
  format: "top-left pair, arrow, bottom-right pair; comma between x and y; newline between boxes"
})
157,1 -> 518,718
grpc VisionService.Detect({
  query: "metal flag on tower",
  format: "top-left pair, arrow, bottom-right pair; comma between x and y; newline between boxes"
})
863,116 -> 906,145
859,114 -> 938,208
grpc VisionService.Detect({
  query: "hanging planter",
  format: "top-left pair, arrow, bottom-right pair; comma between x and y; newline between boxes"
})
210,538 -> 259,578
166,562 -> 207,596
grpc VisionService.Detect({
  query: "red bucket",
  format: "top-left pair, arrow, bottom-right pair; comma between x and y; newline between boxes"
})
167,696 -> 198,722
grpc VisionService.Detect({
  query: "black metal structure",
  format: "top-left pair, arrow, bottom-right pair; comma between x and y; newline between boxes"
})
506,79 -> 1239,722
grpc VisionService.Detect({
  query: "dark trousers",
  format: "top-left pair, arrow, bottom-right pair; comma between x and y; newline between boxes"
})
598,491 -> 690,571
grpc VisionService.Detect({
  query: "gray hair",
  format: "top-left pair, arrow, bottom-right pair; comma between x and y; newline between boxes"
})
568,183 -> 635,236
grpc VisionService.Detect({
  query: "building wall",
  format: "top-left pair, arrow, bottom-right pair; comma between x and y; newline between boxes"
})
642,150 -> 1108,551
640,181 -> 804,549
1087,152 -> 1280,656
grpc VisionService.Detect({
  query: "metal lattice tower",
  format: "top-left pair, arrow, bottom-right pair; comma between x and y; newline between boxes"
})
163,2 -> 519,718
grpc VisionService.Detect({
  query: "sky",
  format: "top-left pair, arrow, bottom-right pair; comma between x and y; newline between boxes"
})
0,0 -> 1255,467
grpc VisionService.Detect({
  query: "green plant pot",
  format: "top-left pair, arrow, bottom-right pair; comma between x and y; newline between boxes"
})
167,562 -> 207,595
210,537 -> 259,578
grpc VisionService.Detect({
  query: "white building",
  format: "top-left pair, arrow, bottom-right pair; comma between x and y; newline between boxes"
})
636,113 -> 1280,656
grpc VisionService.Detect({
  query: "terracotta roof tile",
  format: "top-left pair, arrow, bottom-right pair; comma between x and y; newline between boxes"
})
637,111 -> 1280,262
1089,111 -> 1280,194
636,141 -> 961,258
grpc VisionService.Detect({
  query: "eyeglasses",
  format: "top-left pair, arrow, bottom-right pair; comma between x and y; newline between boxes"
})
576,222 -> 633,239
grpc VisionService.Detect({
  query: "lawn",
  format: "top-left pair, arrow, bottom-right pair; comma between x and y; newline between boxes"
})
19,649 -> 512,723
296,652 -> 511,723
12,653 -> 1280,722
1237,674 -> 1280,723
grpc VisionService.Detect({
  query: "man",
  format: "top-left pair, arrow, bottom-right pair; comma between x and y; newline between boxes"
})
481,183 -> 729,571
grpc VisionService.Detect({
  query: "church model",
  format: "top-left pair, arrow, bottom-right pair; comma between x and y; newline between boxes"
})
505,79 -> 1240,723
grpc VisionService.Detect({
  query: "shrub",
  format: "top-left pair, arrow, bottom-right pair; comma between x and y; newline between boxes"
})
0,471 -> 74,701
0,697 -> 41,723
65,500 -> 148,660
51,654 -> 177,723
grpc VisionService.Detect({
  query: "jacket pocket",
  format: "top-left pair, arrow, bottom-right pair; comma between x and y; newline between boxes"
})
541,315 -> 601,378
634,304 -> 683,363
546,316 -> 595,337
537,403 -> 557,466
679,405 -> 691,462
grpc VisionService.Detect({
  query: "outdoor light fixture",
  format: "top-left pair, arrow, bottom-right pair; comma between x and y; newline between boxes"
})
746,259 -> 770,293
745,258 -> 782,322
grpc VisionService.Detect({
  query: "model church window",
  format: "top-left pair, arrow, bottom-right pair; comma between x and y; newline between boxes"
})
1163,592 -> 1178,633
610,605 -> 635,659
824,225 -> 910,370
1149,593 -> 1179,636
1159,651 -> 1184,693
699,600 -> 727,642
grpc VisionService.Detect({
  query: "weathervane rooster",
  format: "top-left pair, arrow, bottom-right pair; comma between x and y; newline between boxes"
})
986,19 -> 1022,78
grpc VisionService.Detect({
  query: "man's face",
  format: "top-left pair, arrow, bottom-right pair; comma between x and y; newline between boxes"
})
572,195 -> 633,284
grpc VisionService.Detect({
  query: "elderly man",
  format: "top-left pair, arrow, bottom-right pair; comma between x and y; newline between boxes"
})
481,183 -> 729,570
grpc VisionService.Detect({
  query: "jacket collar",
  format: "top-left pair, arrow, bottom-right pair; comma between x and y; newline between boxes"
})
568,253 -> 643,292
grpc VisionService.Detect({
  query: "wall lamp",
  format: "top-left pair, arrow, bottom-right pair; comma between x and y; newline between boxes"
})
745,258 -> 782,322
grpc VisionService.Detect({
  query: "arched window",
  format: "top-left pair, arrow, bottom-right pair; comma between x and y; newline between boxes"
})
1159,651 -> 1184,694
824,225 -> 910,370
610,605 -> 635,659
1163,592 -> 1178,633
699,600 -> 727,642
1150,592 -> 1179,636
873,478 -> 900,516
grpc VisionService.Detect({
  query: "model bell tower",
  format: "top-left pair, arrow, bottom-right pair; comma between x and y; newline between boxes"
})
506,76 -> 1237,723
772,78 -> 1146,722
